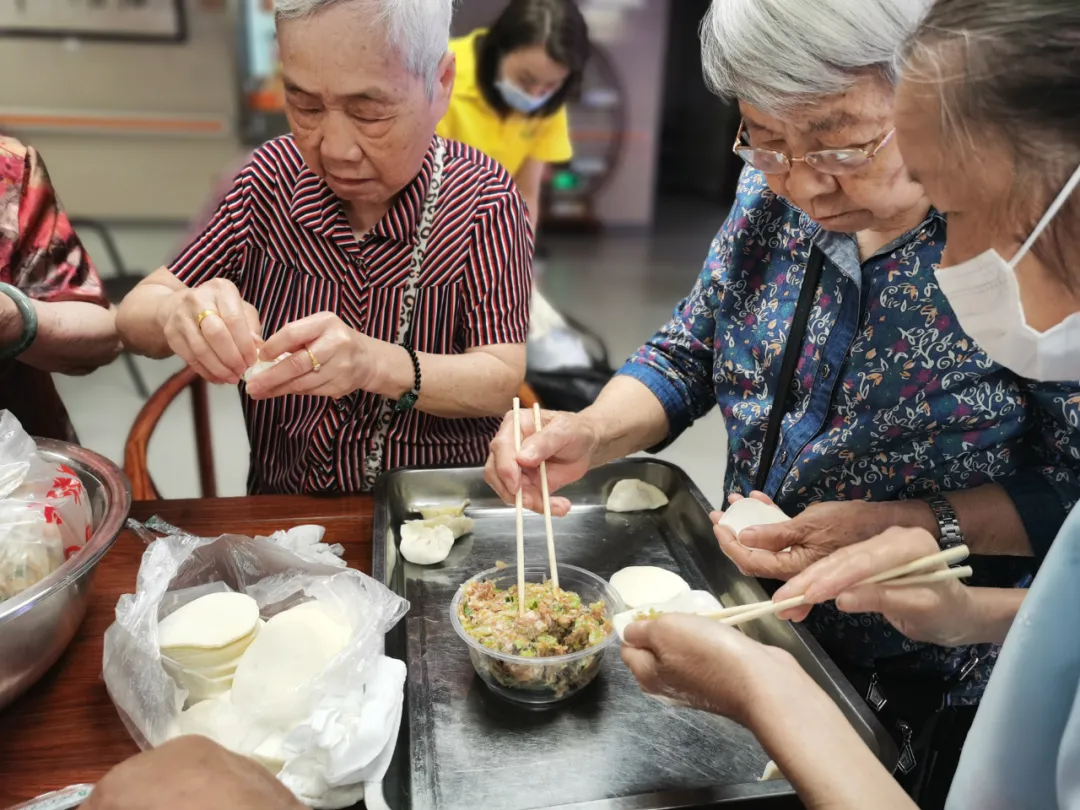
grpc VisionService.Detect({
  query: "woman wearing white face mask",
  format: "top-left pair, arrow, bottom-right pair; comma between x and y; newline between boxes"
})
621,1 -> 1080,808
437,0 -> 589,228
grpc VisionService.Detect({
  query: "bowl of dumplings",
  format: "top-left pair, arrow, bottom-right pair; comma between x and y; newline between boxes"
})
0,439 -> 131,710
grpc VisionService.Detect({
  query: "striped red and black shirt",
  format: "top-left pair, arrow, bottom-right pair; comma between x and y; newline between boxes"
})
170,136 -> 532,494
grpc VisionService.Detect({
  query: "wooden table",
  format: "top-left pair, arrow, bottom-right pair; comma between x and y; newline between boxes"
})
0,494 -> 374,807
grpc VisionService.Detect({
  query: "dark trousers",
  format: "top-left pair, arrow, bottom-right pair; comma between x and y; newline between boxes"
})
844,667 -> 978,810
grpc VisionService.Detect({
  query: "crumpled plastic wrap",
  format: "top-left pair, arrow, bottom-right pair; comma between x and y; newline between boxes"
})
102,526 -> 410,808
0,410 -> 92,602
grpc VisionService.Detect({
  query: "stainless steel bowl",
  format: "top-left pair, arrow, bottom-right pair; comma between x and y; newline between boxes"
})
0,439 -> 131,711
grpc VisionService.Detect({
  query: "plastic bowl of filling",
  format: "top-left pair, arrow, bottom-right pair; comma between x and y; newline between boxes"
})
450,564 -> 624,707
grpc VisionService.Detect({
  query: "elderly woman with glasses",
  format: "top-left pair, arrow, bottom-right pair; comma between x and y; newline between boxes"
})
486,0 -> 1080,801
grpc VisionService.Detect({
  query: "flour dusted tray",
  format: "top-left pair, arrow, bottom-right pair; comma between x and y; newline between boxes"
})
365,460 -> 896,810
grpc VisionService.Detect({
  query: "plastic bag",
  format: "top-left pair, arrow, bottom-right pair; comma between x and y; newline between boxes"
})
0,410 -> 92,601
102,527 -> 410,808
526,292 -> 615,411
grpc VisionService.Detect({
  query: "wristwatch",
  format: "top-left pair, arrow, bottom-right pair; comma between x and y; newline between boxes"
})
0,282 -> 38,362
923,493 -> 964,550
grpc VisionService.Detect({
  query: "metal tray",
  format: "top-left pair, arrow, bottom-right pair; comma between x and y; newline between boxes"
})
367,459 -> 896,810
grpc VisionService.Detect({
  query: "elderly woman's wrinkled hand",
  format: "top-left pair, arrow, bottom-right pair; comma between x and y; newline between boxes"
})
714,494 -> 936,581
770,527 -> 980,647
484,409 -> 599,516
159,277 -> 262,385
84,736 -> 304,810
244,311 -> 380,400
621,613 -> 805,728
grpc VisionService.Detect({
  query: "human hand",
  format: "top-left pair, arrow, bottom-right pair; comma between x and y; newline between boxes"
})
245,312 -> 377,400
771,527 -> 979,647
158,278 -> 262,384
84,736 -> 304,810
713,494 -> 936,581
484,409 -> 600,516
620,613 -> 808,727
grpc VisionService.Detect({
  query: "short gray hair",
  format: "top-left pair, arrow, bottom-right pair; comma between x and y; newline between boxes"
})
700,0 -> 932,113
904,0 -> 1080,288
274,0 -> 453,95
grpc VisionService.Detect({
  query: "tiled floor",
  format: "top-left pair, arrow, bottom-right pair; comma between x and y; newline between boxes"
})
55,199 -> 730,507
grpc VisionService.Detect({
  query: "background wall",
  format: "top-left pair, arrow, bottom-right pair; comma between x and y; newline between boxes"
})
0,0 -> 668,229
0,2 -> 242,222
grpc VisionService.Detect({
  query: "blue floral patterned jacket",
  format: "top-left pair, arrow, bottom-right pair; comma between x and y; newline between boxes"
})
620,168 -> 1080,705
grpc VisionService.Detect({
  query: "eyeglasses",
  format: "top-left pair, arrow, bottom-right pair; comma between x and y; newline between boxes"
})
732,120 -> 896,176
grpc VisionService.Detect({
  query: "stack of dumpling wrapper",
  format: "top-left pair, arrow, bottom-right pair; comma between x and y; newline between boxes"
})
159,592 -> 263,703
161,591 -> 354,775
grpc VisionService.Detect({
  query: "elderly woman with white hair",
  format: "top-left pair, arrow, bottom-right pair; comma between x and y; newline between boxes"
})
621,1 -> 1080,808
118,0 -> 531,494
486,0 -> 1080,802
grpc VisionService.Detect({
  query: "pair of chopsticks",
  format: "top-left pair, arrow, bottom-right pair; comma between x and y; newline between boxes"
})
703,545 -> 973,627
512,398 -> 559,616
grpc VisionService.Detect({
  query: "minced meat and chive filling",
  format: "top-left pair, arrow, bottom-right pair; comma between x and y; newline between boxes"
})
458,579 -> 612,657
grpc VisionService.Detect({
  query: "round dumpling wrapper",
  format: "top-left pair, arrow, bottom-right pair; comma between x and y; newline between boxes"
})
717,498 -> 791,538
231,601 -> 351,724
614,589 -> 723,642
609,566 -> 690,609
164,619 -> 263,669
158,592 -> 260,651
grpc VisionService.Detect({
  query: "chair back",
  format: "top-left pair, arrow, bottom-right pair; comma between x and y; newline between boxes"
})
124,366 -> 216,500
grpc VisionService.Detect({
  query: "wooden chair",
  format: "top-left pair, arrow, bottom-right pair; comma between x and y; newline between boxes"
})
124,367 -> 216,500
124,367 -> 542,500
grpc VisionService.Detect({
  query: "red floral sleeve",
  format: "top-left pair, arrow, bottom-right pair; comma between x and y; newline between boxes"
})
0,136 -> 106,307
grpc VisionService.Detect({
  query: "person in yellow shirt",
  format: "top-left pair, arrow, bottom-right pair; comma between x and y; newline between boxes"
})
437,0 -> 589,227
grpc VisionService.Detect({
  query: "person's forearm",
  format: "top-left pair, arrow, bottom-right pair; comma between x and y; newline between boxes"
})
515,160 -> 543,234
523,188 -> 541,232
20,301 -> 121,374
750,682 -> 915,810
116,269 -> 184,359
575,377 -> 670,467
0,294 -> 121,374
371,342 -> 524,418
877,483 -> 1033,556
960,587 -> 1026,645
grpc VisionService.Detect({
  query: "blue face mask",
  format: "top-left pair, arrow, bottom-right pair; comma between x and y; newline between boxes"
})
495,77 -> 554,114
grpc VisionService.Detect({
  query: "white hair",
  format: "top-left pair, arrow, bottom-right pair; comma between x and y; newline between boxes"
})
274,0 -> 453,95
700,0 -> 933,113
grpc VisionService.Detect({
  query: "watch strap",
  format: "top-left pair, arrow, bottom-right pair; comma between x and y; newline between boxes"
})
924,493 -> 964,551
0,282 -> 38,362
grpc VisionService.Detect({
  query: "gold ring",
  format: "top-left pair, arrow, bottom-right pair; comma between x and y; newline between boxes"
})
195,309 -> 218,328
306,347 -> 321,373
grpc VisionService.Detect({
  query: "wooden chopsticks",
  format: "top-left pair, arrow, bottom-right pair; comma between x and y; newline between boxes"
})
511,399 -> 561,616
512,398 -> 526,616
533,404 -> 560,589
703,544 -> 972,628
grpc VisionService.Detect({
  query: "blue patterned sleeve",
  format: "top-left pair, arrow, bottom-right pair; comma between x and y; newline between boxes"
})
615,206 -> 740,449
999,384 -> 1080,561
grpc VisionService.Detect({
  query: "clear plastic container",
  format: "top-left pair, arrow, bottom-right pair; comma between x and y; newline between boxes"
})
450,564 -> 624,707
